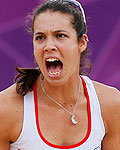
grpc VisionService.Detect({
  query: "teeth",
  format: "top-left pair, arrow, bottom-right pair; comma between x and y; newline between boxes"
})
46,58 -> 59,62
49,70 -> 61,75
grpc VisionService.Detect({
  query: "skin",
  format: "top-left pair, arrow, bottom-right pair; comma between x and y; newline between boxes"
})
0,11 -> 120,149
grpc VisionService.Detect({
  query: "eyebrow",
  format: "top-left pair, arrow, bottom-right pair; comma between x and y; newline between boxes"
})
54,30 -> 69,33
35,32 -> 44,36
34,30 -> 69,36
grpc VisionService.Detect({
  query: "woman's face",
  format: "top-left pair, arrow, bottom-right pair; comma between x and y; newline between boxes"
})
33,11 -> 87,85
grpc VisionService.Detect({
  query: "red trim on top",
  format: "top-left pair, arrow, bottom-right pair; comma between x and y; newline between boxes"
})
33,76 -> 91,149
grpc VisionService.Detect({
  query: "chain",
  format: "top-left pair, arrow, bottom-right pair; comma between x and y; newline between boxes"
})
40,78 -> 80,117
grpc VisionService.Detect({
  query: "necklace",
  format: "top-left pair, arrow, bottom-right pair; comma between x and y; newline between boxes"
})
40,78 -> 80,125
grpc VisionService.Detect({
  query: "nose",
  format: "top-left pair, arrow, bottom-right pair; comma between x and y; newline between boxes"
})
44,37 -> 57,52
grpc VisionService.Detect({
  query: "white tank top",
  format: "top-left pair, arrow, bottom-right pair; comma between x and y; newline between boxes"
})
10,76 -> 105,150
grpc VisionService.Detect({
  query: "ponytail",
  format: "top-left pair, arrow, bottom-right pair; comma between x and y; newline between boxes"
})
14,65 -> 40,96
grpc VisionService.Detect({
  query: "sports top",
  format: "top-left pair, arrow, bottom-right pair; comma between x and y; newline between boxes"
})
10,76 -> 105,150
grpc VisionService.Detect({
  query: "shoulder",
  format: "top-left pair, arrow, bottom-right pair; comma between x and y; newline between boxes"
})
92,80 -> 120,107
0,84 -> 23,110
92,80 -> 120,102
92,80 -> 120,132
0,84 -> 24,143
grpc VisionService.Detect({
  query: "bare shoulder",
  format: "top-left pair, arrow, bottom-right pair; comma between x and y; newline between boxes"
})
93,80 -> 120,98
0,84 -> 23,113
92,80 -> 120,106
0,84 -> 23,146
92,80 -> 120,132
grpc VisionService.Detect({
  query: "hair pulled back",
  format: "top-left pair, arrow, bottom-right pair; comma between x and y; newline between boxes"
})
15,0 -> 92,96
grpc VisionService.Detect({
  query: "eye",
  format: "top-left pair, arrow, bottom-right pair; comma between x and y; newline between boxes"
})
56,33 -> 67,38
35,35 -> 45,41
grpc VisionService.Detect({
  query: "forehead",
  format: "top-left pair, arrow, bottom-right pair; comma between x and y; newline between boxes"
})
33,11 -> 74,32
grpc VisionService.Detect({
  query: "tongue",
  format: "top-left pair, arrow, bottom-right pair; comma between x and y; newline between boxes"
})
49,65 -> 61,73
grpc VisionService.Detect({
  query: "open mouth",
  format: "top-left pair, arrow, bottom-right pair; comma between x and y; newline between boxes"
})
46,58 -> 63,76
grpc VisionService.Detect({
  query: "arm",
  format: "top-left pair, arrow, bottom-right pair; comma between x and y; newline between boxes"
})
0,93 -> 10,149
0,126 -> 10,150
93,81 -> 120,150
102,88 -> 120,149
0,84 -> 23,150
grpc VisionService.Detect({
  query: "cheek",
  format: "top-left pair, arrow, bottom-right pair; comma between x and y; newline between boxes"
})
65,45 -> 79,61
64,47 -> 80,70
33,46 -> 43,66
34,48 -> 39,62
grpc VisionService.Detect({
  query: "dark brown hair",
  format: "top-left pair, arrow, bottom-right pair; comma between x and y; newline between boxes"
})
15,0 -> 92,96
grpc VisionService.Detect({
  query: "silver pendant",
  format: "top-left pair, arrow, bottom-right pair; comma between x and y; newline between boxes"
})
71,115 -> 78,124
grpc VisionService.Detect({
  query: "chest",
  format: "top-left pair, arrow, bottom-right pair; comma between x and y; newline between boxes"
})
10,91 -> 105,150
38,103 -> 88,146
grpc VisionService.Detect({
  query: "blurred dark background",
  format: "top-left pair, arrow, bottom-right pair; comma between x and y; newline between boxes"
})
0,0 -> 120,91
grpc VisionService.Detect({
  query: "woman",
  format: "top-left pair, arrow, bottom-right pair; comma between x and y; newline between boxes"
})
0,0 -> 120,149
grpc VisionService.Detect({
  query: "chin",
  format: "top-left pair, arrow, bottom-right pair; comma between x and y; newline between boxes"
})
44,75 -> 69,87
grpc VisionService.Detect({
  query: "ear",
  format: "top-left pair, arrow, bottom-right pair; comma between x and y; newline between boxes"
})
78,34 -> 89,53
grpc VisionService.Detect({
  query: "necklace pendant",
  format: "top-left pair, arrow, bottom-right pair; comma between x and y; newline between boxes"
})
71,115 -> 78,125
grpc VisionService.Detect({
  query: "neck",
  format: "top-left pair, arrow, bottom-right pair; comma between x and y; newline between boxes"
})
39,75 -> 81,105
